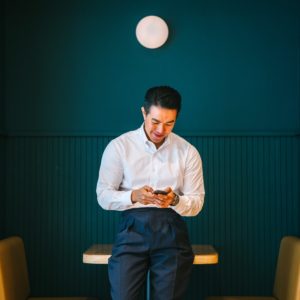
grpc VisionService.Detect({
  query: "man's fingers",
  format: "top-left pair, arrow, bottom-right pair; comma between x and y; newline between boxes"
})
143,186 -> 154,193
165,187 -> 172,194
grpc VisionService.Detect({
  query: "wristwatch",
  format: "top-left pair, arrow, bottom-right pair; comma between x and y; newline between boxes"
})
171,193 -> 180,206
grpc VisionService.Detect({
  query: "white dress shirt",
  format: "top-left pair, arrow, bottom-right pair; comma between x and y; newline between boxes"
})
96,124 -> 205,216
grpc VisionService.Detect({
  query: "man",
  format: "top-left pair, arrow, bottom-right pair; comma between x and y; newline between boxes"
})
96,86 -> 205,300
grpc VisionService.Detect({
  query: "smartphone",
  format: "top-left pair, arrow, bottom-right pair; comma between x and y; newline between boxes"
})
153,190 -> 168,195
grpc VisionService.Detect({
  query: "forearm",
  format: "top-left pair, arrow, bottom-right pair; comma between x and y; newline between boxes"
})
172,193 -> 205,216
97,187 -> 134,211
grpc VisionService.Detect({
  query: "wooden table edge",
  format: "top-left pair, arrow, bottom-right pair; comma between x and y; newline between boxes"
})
83,244 -> 218,265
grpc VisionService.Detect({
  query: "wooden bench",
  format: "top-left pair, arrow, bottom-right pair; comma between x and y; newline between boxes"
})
83,244 -> 218,265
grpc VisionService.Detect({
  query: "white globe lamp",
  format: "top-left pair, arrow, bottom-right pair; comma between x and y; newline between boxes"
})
135,16 -> 169,49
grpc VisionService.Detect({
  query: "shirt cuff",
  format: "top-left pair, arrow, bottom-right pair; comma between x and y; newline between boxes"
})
119,190 -> 134,209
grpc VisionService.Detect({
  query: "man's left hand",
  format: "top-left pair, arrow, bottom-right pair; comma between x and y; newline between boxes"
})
152,187 -> 175,208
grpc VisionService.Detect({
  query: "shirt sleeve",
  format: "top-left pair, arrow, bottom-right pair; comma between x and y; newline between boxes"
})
96,140 -> 134,211
172,145 -> 205,217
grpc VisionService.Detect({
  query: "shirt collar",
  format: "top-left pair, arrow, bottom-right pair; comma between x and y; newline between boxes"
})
138,123 -> 149,145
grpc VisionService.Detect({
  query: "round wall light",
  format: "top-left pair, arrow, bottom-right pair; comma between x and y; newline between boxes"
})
135,16 -> 169,49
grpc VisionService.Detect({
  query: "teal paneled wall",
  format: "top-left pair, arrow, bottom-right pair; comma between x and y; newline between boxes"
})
4,0 -> 300,134
4,135 -> 300,299
0,137 -> 4,239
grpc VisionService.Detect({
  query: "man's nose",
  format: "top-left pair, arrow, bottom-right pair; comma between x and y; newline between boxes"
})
156,124 -> 165,133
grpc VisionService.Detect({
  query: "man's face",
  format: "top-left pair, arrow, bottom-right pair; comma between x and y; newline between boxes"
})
142,105 -> 177,148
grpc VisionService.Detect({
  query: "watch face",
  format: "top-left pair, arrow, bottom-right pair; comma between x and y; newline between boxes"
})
172,194 -> 179,206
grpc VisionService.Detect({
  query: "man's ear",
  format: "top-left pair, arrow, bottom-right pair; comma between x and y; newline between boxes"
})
141,107 -> 146,119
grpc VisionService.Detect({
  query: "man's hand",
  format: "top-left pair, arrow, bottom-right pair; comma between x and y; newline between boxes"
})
152,187 -> 175,208
131,185 -> 155,205
131,186 -> 175,208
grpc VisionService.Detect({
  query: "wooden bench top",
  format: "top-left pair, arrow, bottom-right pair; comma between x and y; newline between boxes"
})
83,244 -> 218,265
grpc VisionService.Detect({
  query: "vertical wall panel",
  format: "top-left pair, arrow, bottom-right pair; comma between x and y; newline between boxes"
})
0,136 -> 5,238
4,135 -> 300,299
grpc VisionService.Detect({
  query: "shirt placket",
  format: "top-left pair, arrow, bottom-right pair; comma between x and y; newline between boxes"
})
145,141 -> 160,190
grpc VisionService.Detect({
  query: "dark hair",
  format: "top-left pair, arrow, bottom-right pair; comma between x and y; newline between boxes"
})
143,86 -> 181,115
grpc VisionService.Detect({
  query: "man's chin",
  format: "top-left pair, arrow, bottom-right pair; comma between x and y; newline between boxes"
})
152,136 -> 164,143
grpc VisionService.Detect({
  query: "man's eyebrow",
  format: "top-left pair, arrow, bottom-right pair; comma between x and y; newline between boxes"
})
152,118 -> 175,124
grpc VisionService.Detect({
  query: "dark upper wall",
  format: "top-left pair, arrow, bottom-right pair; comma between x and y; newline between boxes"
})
4,0 -> 300,135
0,0 -> 4,134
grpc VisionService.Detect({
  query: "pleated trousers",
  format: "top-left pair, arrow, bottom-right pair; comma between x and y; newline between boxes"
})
108,207 -> 194,300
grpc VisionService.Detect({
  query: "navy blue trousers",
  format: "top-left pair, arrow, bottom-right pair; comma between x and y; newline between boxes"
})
108,208 -> 194,300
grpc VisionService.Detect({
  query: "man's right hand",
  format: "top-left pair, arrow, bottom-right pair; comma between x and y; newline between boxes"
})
131,185 -> 155,205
